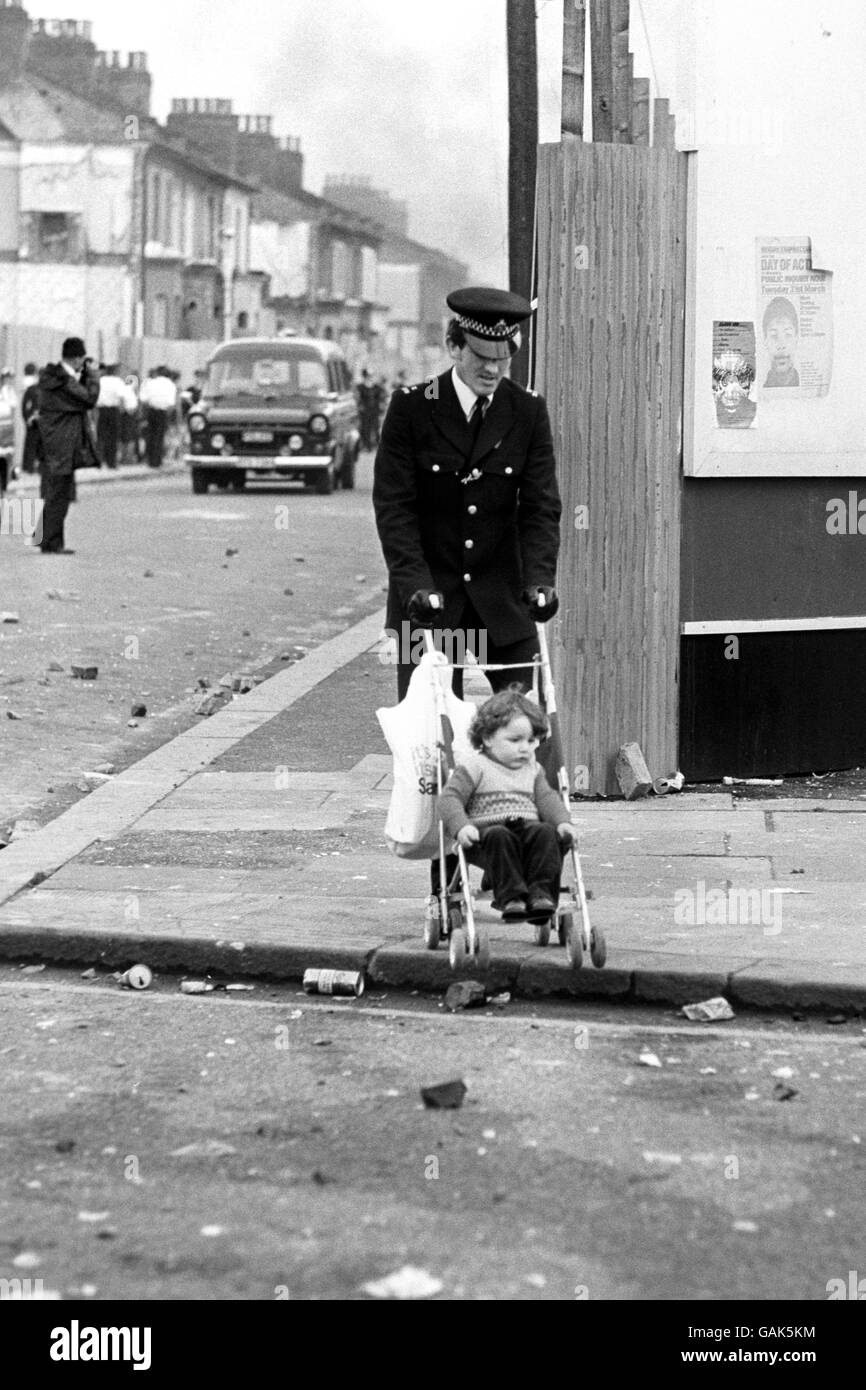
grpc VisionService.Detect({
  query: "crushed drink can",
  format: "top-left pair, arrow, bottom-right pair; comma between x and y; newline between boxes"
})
303,968 -> 364,998
118,964 -> 152,990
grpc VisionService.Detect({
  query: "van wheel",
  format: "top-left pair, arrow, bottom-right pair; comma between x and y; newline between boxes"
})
314,463 -> 334,495
191,468 -> 209,494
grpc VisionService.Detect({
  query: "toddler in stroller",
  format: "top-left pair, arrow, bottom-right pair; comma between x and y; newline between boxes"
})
438,690 -> 576,921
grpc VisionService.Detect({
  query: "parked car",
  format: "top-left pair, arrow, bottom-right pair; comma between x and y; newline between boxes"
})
184,337 -> 361,495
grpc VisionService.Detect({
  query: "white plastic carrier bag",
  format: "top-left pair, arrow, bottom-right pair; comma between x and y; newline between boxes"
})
376,650 -> 475,859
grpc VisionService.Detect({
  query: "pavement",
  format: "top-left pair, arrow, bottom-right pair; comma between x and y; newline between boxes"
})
2,606 -> 866,1012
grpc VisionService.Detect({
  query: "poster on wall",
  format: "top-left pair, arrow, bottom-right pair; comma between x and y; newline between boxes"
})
712,321 -> 757,428
756,237 -> 833,398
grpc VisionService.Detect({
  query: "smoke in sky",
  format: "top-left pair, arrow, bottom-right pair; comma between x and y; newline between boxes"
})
24,0 -> 543,282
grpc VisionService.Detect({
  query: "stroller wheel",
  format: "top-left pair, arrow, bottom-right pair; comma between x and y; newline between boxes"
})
557,911 -> 573,947
566,918 -> 583,971
590,925 -> 607,969
475,919 -> 491,970
533,917 -> 551,947
423,916 -> 440,950
448,927 -> 466,970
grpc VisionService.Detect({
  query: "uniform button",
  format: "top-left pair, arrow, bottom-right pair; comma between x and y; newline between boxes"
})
432,464 -> 440,472
463,572 -> 472,582
505,466 -> 513,475
465,538 -> 474,549
467,505 -> 477,515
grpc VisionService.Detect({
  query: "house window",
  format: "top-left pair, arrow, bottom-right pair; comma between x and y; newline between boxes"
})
236,310 -> 249,331
22,212 -> 82,262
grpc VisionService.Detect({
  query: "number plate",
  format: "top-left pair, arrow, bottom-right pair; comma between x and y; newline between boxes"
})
242,430 -> 273,443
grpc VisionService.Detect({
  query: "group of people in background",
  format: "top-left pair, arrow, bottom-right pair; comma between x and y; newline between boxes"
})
3,358 -> 192,481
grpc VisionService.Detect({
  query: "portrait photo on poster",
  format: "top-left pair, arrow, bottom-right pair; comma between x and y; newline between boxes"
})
712,321 -> 757,429
756,237 -> 833,398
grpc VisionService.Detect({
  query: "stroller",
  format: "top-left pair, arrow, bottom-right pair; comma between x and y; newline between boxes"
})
422,618 -> 607,973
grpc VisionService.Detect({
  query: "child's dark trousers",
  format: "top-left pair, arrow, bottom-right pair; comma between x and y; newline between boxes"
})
465,818 -> 562,905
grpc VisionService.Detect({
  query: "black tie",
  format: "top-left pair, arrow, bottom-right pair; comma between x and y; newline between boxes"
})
471,394 -> 489,446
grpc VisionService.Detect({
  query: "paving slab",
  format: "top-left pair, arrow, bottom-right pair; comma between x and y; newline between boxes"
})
2,607 -> 866,1012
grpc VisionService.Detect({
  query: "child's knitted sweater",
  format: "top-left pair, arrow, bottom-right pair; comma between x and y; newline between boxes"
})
438,749 -> 571,835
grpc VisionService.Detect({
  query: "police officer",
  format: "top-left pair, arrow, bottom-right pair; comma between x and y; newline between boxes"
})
373,287 -> 561,702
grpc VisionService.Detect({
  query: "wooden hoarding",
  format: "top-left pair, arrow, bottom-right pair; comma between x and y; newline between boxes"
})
535,139 -> 688,794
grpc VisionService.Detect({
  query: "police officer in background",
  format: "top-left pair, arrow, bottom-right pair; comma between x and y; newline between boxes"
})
373,287 -> 562,703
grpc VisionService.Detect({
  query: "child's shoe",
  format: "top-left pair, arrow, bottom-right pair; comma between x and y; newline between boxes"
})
500,899 -> 526,921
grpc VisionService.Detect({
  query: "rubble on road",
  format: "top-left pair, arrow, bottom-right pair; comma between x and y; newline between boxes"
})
682,996 -> 735,1022
420,1078 -> 467,1110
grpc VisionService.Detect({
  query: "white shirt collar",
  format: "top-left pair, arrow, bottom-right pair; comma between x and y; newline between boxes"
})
62,360 -> 79,378
451,366 -> 496,421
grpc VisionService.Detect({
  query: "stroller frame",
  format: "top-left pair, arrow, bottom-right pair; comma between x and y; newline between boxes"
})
421,621 -> 607,972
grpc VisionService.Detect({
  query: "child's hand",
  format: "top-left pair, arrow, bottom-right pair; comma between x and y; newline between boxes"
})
557,822 -> 576,845
457,824 -> 480,848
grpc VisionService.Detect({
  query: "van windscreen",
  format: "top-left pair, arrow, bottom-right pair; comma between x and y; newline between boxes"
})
206,352 -> 329,398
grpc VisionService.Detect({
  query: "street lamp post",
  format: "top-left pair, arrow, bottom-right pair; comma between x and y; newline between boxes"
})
220,227 -> 235,342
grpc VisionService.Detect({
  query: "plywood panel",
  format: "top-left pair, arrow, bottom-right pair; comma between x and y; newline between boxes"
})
536,141 -> 688,793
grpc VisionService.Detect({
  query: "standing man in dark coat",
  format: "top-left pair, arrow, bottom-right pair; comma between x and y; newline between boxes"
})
36,337 -> 100,555
373,287 -> 562,702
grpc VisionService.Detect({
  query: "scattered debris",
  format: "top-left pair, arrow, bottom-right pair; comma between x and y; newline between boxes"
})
361,1265 -> 443,1300
0,612 -> 20,623
225,983 -> 254,992
421,1078 -> 467,1110
47,661 -> 65,672
45,591 -> 79,603
490,991 -> 511,1006
311,1169 -> 334,1185
652,771 -> 684,795
200,1225 -> 224,1237
615,742 -> 653,800
722,776 -> 783,786
6,710 -> 23,720
11,819 -> 40,840
225,547 -> 238,557
638,1051 -> 663,1068
70,663 -> 98,681
130,702 -> 147,718
171,1140 -> 237,1158
826,1014 -> 848,1025
77,1211 -> 110,1223
118,964 -> 153,991
773,1081 -> 799,1102
303,968 -> 364,998
80,968 -> 98,981
681,996 -> 735,1022
444,980 -> 486,1012
143,570 -> 154,578
12,1252 -> 41,1269
642,1151 -> 682,1165
20,964 -> 45,975
771,1066 -> 795,1079
194,689 -> 231,717
733,1220 -> 759,1233
180,980 -> 215,995
54,1139 -> 76,1154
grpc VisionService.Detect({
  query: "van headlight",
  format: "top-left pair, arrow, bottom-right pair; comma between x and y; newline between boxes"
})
309,414 -> 328,435
189,414 -> 206,433
210,433 -> 225,449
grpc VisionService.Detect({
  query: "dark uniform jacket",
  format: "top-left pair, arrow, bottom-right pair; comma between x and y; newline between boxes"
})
37,363 -> 100,477
373,370 -> 561,646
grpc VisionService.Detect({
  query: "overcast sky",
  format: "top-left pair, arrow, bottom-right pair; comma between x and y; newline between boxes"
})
24,0 -> 573,282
